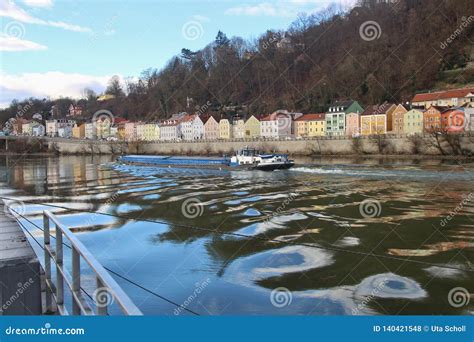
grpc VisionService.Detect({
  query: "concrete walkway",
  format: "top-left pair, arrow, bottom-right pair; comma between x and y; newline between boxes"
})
0,204 -> 42,315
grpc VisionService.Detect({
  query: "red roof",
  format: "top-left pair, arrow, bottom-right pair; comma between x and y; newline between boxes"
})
362,102 -> 395,116
295,113 -> 326,121
412,87 -> 474,103
260,115 -> 273,121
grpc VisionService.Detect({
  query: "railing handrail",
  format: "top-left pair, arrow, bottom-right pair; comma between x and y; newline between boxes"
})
43,210 -> 142,316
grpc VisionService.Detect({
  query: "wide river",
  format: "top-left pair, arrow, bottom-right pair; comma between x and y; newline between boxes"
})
1,155 -> 473,315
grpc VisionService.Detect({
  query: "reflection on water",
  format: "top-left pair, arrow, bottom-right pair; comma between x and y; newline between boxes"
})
0,155 -> 473,315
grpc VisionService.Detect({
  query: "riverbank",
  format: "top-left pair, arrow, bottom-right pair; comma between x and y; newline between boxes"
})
1,133 -> 473,158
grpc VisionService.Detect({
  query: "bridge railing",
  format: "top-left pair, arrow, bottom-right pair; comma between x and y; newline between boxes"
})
42,210 -> 142,316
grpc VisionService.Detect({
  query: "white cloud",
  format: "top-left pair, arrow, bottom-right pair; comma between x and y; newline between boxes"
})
0,71 -> 122,107
192,14 -> 210,23
0,0 -> 91,33
225,3 -> 283,17
0,34 -> 47,51
225,0 -> 357,17
22,0 -> 53,8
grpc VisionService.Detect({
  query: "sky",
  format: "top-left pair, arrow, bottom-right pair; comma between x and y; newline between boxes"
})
0,0 -> 356,108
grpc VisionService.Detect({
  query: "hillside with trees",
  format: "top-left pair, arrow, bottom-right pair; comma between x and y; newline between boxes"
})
1,0 -> 473,124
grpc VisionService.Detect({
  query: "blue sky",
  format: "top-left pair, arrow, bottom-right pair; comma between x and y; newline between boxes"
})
0,0 -> 355,107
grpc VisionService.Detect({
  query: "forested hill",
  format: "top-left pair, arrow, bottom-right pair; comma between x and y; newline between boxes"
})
1,0 -> 473,123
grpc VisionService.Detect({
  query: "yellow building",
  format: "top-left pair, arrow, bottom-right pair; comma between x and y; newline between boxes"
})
117,123 -> 126,140
295,120 -> 307,137
360,103 -> 395,135
360,115 -> 386,135
244,115 -> 260,138
294,114 -> 326,137
308,115 -> 326,137
144,123 -> 160,141
219,119 -> 232,139
404,109 -> 424,135
72,124 -> 85,139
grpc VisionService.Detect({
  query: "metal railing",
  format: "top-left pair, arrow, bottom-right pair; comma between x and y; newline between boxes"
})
42,210 -> 142,316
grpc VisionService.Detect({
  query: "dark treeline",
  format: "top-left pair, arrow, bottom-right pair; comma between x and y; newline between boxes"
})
1,0 -> 473,124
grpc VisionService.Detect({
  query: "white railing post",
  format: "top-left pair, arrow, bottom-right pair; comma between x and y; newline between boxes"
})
72,247 -> 81,315
55,224 -> 64,306
96,277 -> 108,316
43,213 -> 53,312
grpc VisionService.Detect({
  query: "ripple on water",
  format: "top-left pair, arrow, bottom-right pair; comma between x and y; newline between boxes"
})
116,203 -> 143,214
225,245 -> 334,286
423,265 -> 467,279
354,273 -> 427,299
143,194 -> 161,200
333,236 -> 360,247
244,208 -> 261,217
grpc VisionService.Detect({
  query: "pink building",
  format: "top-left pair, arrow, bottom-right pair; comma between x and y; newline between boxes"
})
203,115 -> 219,140
124,122 -> 136,141
345,112 -> 360,136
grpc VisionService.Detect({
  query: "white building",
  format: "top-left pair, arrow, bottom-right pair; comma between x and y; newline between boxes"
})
22,122 -> 33,136
260,115 -> 278,138
58,126 -> 73,138
160,120 -> 180,141
31,123 -> 45,136
135,122 -> 146,141
46,119 -> 75,137
259,110 -> 301,138
232,119 -> 245,139
192,115 -> 204,140
46,120 -> 58,137
465,106 -> 474,131
85,123 -> 96,139
110,126 -> 118,138
180,115 -> 195,141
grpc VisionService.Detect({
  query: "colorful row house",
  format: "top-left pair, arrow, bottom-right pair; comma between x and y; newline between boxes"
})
160,119 -> 181,141
218,119 -> 231,139
360,102 -> 395,136
72,123 -> 85,138
232,118 -> 245,139
244,115 -> 260,138
326,101 -> 364,136
203,115 -> 220,140
441,109 -> 466,133
423,106 -> 446,133
412,87 -> 474,109
404,109 -> 424,135
295,113 -> 326,137
391,105 -> 408,134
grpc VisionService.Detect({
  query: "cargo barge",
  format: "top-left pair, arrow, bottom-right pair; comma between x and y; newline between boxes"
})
118,148 -> 295,171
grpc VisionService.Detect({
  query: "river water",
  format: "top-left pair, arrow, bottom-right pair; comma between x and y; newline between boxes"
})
1,155 -> 473,315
